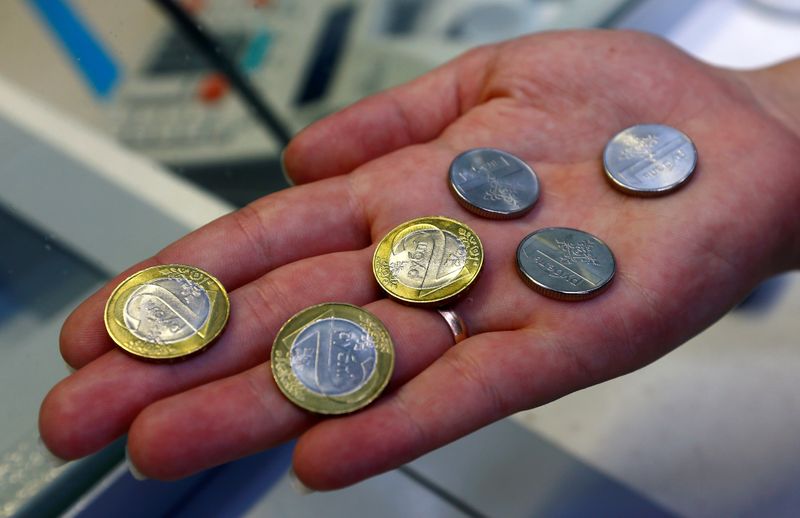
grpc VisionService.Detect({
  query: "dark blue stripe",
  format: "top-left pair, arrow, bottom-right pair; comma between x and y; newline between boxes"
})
27,0 -> 121,98
295,4 -> 355,105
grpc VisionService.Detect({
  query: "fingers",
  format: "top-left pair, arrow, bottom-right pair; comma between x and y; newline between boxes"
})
118,252 -> 686,484
60,175 -> 371,369
117,280 -> 633,483
124,299 -> 453,480
291,329 -> 587,490
282,46 -> 495,185
40,248 -> 381,459
47,118 -> 567,463
127,363 -> 315,479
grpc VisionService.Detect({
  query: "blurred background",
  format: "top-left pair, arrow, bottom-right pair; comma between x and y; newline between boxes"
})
0,0 -> 798,516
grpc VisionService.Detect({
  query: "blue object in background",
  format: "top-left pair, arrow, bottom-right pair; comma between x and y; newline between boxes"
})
27,0 -> 121,98
241,30 -> 272,72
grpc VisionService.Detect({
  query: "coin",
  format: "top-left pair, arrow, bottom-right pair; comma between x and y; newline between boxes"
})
104,264 -> 230,360
449,148 -> 540,219
373,216 -> 484,307
516,228 -> 615,300
271,303 -> 395,414
603,124 -> 697,195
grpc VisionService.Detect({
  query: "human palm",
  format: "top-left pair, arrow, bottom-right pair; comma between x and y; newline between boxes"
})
40,30 -> 800,489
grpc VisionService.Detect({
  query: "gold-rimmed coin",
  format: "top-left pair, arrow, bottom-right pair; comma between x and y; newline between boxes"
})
373,216 -> 484,307
271,303 -> 395,414
104,264 -> 230,360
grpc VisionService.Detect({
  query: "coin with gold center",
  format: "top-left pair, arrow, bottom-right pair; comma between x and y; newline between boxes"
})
271,303 -> 395,414
104,264 -> 230,360
373,216 -> 484,307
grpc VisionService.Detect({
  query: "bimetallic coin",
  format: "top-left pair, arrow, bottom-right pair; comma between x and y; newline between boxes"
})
373,216 -> 484,307
449,148 -> 540,219
271,303 -> 395,414
603,124 -> 697,195
104,264 -> 230,360
516,228 -> 615,301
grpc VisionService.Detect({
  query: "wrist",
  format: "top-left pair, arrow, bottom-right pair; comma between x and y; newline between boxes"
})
737,58 -> 800,139
733,60 -> 800,270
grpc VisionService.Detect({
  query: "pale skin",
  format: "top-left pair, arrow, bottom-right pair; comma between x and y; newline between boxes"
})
39,30 -> 800,489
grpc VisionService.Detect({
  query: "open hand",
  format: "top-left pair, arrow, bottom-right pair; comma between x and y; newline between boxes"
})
40,30 -> 800,489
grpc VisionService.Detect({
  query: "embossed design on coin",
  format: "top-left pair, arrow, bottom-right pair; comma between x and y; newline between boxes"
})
449,148 -> 539,218
123,278 -> 210,344
373,216 -> 484,307
272,303 -> 394,414
105,264 -> 230,360
290,317 -> 376,396
389,228 -> 467,290
516,228 -> 615,300
604,124 -> 697,195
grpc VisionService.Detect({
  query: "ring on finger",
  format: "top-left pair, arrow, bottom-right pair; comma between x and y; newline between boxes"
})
438,309 -> 468,345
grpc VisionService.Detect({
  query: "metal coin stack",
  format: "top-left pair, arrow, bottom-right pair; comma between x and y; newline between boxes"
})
105,264 -> 230,360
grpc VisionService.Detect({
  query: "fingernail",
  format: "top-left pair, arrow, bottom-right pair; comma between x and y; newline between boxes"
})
37,437 -> 67,467
280,148 -> 295,187
64,361 -> 76,374
125,446 -> 147,481
288,467 -> 314,495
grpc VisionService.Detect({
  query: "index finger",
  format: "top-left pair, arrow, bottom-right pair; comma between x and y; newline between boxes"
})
61,175 -> 370,368
283,45 -> 495,185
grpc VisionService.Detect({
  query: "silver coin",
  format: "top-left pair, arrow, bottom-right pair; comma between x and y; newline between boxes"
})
123,277 -> 211,344
289,317 -> 377,397
603,124 -> 697,195
516,228 -> 615,300
449,148 -> 540,218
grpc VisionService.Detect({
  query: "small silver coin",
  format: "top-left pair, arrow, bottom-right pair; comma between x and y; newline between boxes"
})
449,148 -> 539,219
516,227 -> 615,300
603,124 -> 697,195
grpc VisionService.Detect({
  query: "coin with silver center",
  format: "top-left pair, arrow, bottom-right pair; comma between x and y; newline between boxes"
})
105,264 -> 230,360
373,216 -> 484,307
603,124 -> 697,195
516,228 -> 615,300
449,148 -> 540,218
271,303 -> 395,414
